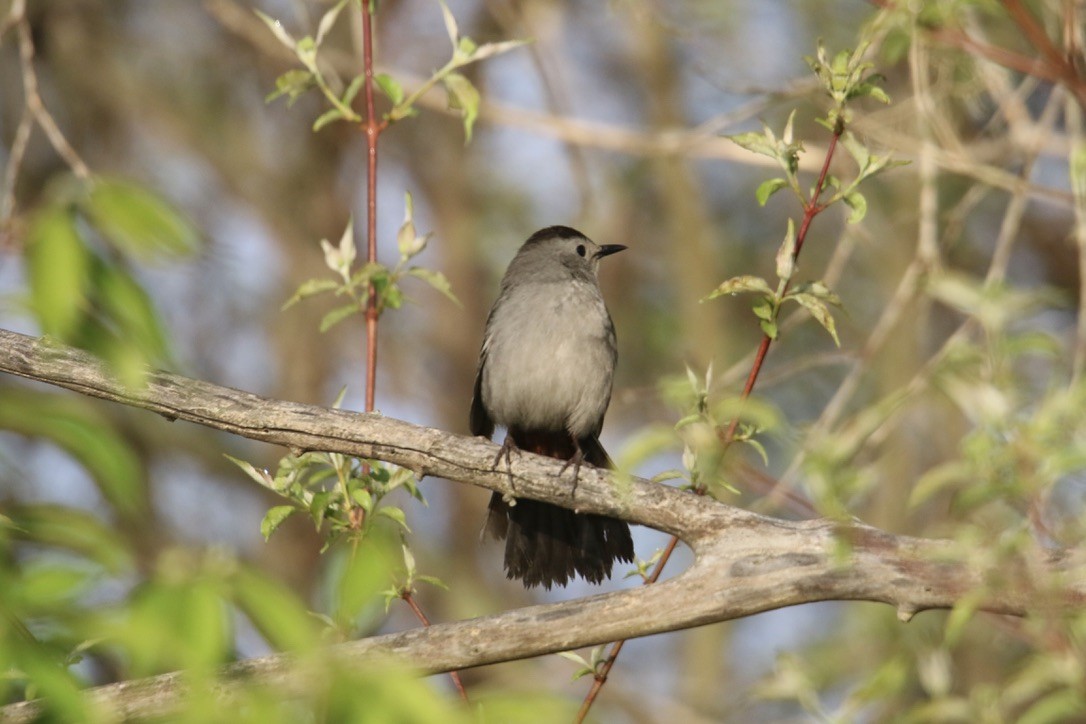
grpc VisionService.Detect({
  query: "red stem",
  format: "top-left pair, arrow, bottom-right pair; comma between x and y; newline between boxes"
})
362,6 -> 379,414
721,128 -> 839,444
402,591 -> 470,703
358,3 -> 467,704
576,121 -> 844,723
573,535 -> 680,723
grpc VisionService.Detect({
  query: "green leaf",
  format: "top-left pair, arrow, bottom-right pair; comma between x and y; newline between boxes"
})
234,567 -> 320,652
775,218 -> 797,282
842,190 -> 867,223
759,319 -> 778,339
379,281 -> 403,310
343,74 -> 367,107
743,436 -> 769,466
352,261 -> 387,288
396,192 -> 430,259
415,574 -> 449,591
267,69 -> 315,105
406,267 -> 460,305
557,651 -> 592,670
254,10 -> 296,50
21,564 -> 96,607
260,505 -> 297,540
320,303 -> 361,332
350,487 -> 374,511
790,280 -> 842,306
374,73 -> 404,105
790,293 -> 840,346
333,540 -> 396,626
727,131 -> 777,159
282,277 -> 340,310
840,131 -> 870,172
752,296 -> 775,321
376,505 -> 410,531
851,81 -> 891,104
91,259 -> 171,366
0,388 -> 146,519
85,178 -> 201,260
316,0 -> 349,46
908,461 -> 971,508
457,36 -> 478,58
224,454 -> 275,489
443,72 -> 480,142
702,275 -> 773,301
25,206 -> 89,339
308,490 -> 334,527
467,38 -> 531,62
295,35 -> 317,60
944,591 -> 983,647
313,107 -> 345,132
321,218 -> 357,278
756,178 -> 788,206
437,0 -> 458,44
9,504 -> 133,572
674,413 -> 701,430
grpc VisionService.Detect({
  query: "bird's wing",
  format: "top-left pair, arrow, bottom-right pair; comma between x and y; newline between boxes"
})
579,435 -> 614,469
469,351 -> 494,438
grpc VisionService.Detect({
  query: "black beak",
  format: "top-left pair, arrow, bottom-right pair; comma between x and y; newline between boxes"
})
595,244 -> 627,259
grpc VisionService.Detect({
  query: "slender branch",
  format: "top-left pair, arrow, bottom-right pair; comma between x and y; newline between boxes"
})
361,4 -> 379,414
0,107 -> 33,231
14,8 -> 90,180
723,125 -> 841,445
1,0 -> 91,244
352,3 -> 467,700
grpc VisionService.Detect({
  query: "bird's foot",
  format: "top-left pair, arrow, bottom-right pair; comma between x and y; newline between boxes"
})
493,436 -> 521,503
558,445 -> 586,500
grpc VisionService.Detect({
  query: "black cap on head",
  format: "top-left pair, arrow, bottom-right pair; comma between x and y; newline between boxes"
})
524,225 -> 587,245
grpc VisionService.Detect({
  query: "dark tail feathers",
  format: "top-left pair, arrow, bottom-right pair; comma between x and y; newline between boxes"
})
484,433 -> 634,589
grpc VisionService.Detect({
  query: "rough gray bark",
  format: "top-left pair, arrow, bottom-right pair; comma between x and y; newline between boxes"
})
1,327 -> 1084,721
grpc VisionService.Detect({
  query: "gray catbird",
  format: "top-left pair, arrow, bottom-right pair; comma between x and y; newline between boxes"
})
470,225 -> 635,588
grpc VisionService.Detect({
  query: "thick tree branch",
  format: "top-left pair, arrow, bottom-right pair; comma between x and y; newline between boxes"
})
2,326 -> 1085,720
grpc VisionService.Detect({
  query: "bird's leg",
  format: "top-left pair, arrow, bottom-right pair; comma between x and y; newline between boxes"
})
492,435 -> 520,503
558,438 -> 585,500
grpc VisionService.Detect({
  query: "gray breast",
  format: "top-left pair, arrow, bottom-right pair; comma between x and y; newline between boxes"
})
481,278 -> 616,438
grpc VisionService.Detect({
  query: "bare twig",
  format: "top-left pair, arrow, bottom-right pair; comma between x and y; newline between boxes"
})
1,0 -> 91,243
13,5 -> 90,180
0,107 -> 33,230
360,4 -> 379,415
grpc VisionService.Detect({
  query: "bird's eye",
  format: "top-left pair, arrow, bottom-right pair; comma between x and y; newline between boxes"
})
576,244 -> 586,257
